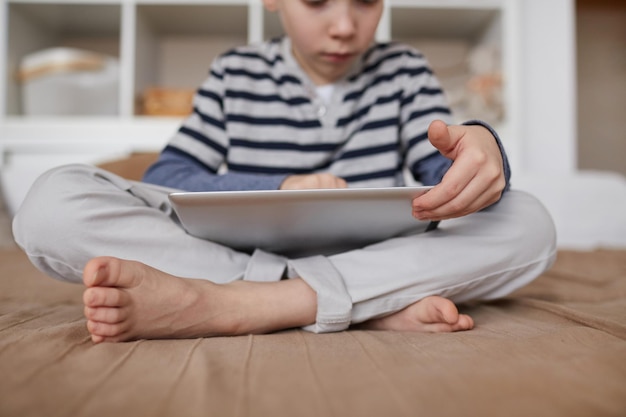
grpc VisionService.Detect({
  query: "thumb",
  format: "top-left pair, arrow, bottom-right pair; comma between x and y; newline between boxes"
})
428,120 -> 460,159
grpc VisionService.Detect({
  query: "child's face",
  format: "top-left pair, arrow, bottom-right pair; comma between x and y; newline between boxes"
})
264,0 -> 383,85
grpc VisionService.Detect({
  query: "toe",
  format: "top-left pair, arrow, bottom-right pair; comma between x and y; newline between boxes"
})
87,319 -> 130,338
83,257 -> 112,287
420,296 -> 459,324
427,314 -> 473,333
83,287 -> 129,308
457,314 -> 474,331
83,257 -> 141,288
84,306 -> 128,324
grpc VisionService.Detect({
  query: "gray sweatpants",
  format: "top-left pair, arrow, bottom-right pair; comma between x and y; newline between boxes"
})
13,164 -> 557,333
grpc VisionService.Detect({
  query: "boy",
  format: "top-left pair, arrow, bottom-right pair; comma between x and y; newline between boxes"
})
13,0 -> 556,343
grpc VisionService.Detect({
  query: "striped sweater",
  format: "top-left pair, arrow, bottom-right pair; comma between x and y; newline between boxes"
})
144,37 -> 510,192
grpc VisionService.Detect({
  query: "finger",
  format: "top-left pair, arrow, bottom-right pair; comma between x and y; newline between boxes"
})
281,174 -> 319,190
414,171 -> 502,220
335,177 -> 348,188
413,154 -> 479,212
318,173 -> 346,189
414,182 -> 492,220
281,173 -> 346,190
428,120 -> 462,159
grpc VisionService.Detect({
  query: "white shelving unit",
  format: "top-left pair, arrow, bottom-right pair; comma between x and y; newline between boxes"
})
0,0 -> 577,215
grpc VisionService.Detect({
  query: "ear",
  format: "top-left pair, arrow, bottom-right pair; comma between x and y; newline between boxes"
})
262,0 -> 279,12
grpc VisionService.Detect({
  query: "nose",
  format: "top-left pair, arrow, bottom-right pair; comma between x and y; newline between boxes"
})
328,5 -> 357,39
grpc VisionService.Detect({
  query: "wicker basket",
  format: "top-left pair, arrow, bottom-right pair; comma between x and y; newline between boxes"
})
142,87 -> 195,116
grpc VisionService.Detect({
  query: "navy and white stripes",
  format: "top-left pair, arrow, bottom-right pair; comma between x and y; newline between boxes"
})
149,37 -> 455,191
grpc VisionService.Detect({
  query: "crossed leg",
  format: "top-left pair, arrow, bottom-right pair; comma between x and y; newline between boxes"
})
83,256 -> 473,343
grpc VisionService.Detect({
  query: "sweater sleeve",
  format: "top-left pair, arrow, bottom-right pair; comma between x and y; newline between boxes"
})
143,147 -> 287,192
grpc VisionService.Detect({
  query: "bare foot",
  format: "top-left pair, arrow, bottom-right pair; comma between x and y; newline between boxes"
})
82,257 -> 317,343
357,296 -> 474,333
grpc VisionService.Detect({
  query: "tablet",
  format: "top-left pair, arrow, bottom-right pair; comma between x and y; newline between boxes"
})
169,186 -> 434,256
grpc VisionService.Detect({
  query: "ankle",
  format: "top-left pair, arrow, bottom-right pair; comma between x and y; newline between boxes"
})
217,279 -> 317,335
183,279 -> 249,336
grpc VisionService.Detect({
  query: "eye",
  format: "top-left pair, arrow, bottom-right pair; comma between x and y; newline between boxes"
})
356,0 -> 380,5
303,0 -> 327,7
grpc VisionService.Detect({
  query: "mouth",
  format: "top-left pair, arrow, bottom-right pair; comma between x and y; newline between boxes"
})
322,52 -> 355,63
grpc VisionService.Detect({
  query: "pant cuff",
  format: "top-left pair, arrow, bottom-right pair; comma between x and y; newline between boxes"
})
287,256 -> 352,333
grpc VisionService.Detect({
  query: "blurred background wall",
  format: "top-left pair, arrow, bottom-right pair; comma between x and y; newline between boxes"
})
577,0 -> 626,176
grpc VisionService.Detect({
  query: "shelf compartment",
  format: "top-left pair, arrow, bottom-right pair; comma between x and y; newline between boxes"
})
6,2 -> 122,116
134,3 -> 248,115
